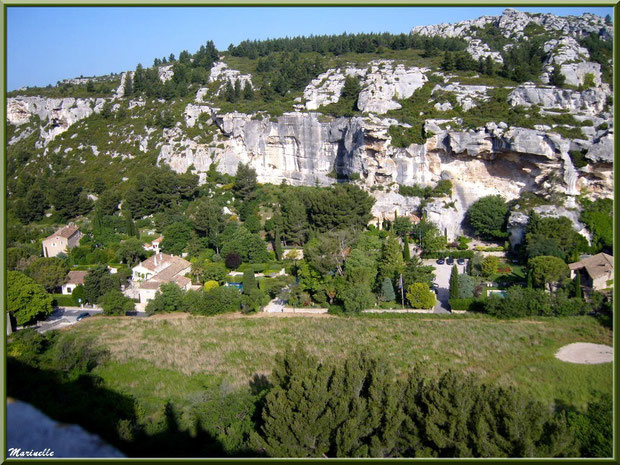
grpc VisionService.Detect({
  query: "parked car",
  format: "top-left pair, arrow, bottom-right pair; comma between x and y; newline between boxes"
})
436,259 -> 445,265
76,312 -> 91,321
447,258 -> 455,265
457,258 -> 465,265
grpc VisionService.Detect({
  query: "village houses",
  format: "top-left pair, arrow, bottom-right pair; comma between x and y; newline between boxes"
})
42,225 -> 83,258
130,253 -> 193,306
569,253 -> 614,292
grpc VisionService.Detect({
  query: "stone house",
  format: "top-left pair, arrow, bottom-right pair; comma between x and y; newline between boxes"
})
569,253 -> 614,291
131,253 -> 192,305
42,225 -> 83,258
61,270 -> 88,295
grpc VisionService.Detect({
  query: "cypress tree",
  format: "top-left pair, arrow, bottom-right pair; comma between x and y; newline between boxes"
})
449,264 -> 459,299
274,228 -> 283,261
574,272 -> 582,299
233,79 -> 242,102
403,235 -> 411,261
93,206 -> 104,234
242,269 -> 256,294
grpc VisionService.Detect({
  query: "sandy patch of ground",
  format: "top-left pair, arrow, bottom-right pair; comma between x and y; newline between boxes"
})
555,343 -> 613,364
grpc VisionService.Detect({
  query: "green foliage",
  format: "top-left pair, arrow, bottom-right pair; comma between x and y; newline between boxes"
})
83,265 -> 119,304
242,269 -> 257,294
7,271 -> 55,325
220,226 -> 270,264
418,222 -> 447,253
161,222 -> 193,256
467,195 -> 508,239
47,175 -> 93,221
116,238 -> 147,266
306,184 -> 374,233
254,347 -> 403,457
525,212 -> 588,262
449,265 -> 459,299
448,298 -> 485,312
388,125 -> 425,147
527,255 -> 569,291
25,257 -> 68,292
124,166 -> 199,219
549,65 -> 566,87
99,290 -> 135,315
579,33 -> 612,85
402,256 -> 435,289
406,283 -> 436,309
304,229 -> 357,276
457,273 -> 475,299
568,149 -> 588,169
566,394 -> 613,457
579,198 -> 612,253
480,256 -> 500,278
378,236 -> 405,282
185,287 -> 242,316
233,163 -> 258,202
484,286 -> 587,319
380,277 -> 396,302
146,283 -> 186,315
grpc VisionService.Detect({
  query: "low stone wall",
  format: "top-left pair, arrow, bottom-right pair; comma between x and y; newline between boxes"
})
362,309 -> 434,314
281,307 -> 328,314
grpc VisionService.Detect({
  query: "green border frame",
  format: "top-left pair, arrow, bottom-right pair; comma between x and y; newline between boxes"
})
0,1 -> 617,463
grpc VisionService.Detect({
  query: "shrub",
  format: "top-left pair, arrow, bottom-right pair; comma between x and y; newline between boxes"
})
421,250 -> 474,259
225,253 -> 242,269
204,280 -> 219,292
448,298 -> 485,312
405,283 -> 436,309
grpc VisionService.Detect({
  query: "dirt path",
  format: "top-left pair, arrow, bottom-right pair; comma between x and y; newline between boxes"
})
555,343 -> 613,364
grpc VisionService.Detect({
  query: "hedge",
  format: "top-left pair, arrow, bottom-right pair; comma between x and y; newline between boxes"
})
449,298 -> 486,312
51,294 -> 78,307
422,250 -> 474,259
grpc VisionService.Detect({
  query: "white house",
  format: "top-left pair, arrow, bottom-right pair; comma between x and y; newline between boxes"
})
42,225 -> 83,258
131,253 -> 192,306
62,270 -> 87,295
143,236 -> 163,253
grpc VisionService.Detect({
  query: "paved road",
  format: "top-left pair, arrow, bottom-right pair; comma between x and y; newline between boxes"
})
36,307 -> 104,333
423,260 -> 467,314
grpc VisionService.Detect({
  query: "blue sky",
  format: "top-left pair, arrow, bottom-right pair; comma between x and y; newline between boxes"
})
7,6 -> 613,90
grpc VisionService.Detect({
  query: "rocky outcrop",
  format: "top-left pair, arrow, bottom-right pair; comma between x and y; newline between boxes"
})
432,83 -> 491,111
303,61 -> 427,114
507,205 -> 591,247
158,64 -> 174,82
303,67 -> 366,110
356,62 -> 428,114
466,39 -> 503,64
412,8 -> 612,41
7,96 -> 106,145
508,84 -> 609,116
208,61 -> 253,94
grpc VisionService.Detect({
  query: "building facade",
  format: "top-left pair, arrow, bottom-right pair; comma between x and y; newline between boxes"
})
42,225 -> 83,258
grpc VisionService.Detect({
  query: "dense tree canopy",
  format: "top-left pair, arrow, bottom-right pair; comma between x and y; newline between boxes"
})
7,271 -> 54,325
466,195 -> 508,239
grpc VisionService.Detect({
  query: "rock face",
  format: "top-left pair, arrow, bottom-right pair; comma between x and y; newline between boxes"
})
412,8 -> 612,41
508,85 -> 609,116
302,60 -> 427,114
356,62 -> 428,114
304,67 -> 366,110
7,96 -> 105,146
208,61 -> 253,94
432,83 -> 491,111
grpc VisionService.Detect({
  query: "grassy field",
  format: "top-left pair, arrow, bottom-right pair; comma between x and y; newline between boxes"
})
69,312 -> 612,413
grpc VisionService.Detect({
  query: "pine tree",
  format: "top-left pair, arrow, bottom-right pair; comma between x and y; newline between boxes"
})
243,82 -> 254,100
378,236 -> 405,282
549,65 -> 566,88
449,264 -> 459,299
403,235 -> 411,261
233,79 -> 242,102
123,73 -> 133,98
224,80 -> 235,102
441,51 -> 455,71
